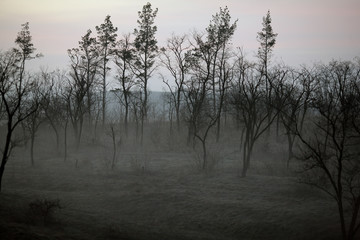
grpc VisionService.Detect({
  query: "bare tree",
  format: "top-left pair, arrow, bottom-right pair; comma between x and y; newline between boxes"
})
274,66 -> 316,167
66,48 -> 91,149
113,33 -> 135,138
182,31 -> 218,170
183,76 -> 216,170
159,33 -> 191,133
23,72 -> 48,166
295,60 -> 360,240
106,112 -> 121,170
96,15 -> 118,128
0,22 -> 41,191
205,6 -> 237,142
133,2 -> 158,145
40,70 -> 68,153
78,29 -> 100,128
230,55 -> 283,177
257,10 -> 278,144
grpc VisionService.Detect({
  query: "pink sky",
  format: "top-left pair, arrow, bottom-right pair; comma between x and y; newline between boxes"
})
1,0 -> 359,90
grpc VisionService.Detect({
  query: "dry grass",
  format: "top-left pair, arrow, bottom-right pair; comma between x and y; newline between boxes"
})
0,136 -> 341,240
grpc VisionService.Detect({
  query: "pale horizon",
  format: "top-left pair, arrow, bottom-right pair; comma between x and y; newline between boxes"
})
1,0 -> 360,91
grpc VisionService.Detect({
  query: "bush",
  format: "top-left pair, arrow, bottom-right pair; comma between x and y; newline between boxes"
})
28,198 -> 62,225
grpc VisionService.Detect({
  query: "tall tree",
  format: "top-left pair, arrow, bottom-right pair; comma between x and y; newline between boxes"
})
133,2 -> 158,145
67,41 -> 96,149
96,15 -> 118,127
78,29 -> 100,127
183,30 -> 216,169
230,54 -> 285,177
257,10 -> 277,81
41,70 -> 67,153
114,33 -> 135,138
296,60 -> 360,240
23,72 -> 48,166
159,33 -> 191,133
257,10 -> 278,145
0,23 -> 41,191
206,6 -> 237,142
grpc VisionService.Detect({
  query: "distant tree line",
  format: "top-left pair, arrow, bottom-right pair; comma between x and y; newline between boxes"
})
1,3 -> 360,239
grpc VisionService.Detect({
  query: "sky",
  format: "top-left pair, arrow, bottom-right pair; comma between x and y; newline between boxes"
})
1,0 -> 360,91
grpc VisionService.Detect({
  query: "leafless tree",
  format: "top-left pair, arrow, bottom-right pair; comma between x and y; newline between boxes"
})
133,3 -> 158,146
40,70 -> 68,153
159,33 -> 191,133
230,54 -> 283,177
95,15 -> 118,127
113,33 -> 136,138
182,31 -> 218,170
65,49 -> 91,149
0,22 -> 41,191
23,72 -> 48,166
295,60 -> 360,240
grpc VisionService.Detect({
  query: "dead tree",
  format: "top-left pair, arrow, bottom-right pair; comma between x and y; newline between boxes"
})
230,56 -> 283,177
0,22 -> 41,191
295,60 -> 360,240
113,33 -> 136,138
159,33 -> 191,133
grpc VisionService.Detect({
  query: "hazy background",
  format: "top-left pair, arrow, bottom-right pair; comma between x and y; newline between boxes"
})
1,0 -> 360,90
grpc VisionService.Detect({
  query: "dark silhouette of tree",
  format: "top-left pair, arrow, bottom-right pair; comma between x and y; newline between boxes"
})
295,60 -> 360,240
114,33 -> 135,138
40,70 -> 67,153
67,48 -> 90,149
274,66 -> 316,167
230,54 -> 284,177
183,75 -> 216,170
183,30 -> 216,170
95,15 -> 118,127
23,72 -> 49,166
257,10 -> 278,144
206,6 -> 237,142
79,29 -> 100,128
0,22 -> 41,191
257,10 -> 277,82
159,33 -> 191,133
133,2 -> 158,145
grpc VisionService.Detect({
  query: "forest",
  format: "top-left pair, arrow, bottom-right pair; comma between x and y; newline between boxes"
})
1,2 -> 360,240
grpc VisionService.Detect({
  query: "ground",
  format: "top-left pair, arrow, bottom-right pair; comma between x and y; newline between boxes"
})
0,134 -> 342,240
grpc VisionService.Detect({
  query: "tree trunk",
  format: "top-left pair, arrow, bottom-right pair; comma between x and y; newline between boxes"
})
30,132 -> 35,167
176,107 -> 180,133
102,58 -> 107,128
169,110 -> 173,138
0,120 -> 14,192
0,162 -> 5,192
187,124 -> 194,147
338,199 -> 347,240
286,133 -> 294,169
347,201 -> 360,240
64,120 -> 68,162
216,116 -> 221,143
241,141 -> 249,177
140,115 -> 144,146
48,120 -> 60,152
124,104 -> 129,138
201,139 -> 207,170
111,126 -> 116,169
276,114 -> 281,142
241,130 -> 254,178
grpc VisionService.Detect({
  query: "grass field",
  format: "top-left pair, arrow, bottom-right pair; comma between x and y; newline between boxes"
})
0,134 -> 342,240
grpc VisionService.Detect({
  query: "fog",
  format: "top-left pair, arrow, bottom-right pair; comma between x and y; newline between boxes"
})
1,3 -> 360,240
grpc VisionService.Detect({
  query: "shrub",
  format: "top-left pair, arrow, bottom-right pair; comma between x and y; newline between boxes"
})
28,198 -> 62,225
